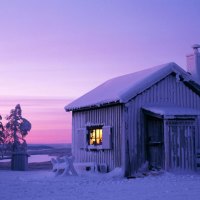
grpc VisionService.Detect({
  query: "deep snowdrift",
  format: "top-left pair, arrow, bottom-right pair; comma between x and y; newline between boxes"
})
0,169 -> 199,200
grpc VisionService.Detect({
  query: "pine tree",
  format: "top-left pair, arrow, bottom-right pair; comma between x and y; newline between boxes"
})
0,115 -> 6,158
5,104 -> 31,152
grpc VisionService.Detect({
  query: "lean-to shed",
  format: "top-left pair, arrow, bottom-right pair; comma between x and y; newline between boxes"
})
65,45 -> 200,176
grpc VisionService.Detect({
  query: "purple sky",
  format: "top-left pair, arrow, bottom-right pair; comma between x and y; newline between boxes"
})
0,0 -> 199,143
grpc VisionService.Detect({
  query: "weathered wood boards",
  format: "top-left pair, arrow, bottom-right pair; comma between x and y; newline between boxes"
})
11,152 -> 28,171
72,105 -> 122,171
70,73 -> 200,175
166,120 -> 196,170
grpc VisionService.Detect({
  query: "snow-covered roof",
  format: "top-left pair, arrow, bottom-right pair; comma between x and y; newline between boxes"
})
142,105 -> 200,117
65,62 -> 193,111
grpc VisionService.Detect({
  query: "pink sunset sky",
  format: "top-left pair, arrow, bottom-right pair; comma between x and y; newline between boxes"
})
0,1 -> 199,144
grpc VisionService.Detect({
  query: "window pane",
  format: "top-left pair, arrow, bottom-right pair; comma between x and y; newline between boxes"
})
89,128 -> 103,145
96,129 -> 99,138
89,130 -> 96,145
99,129 -> 102,144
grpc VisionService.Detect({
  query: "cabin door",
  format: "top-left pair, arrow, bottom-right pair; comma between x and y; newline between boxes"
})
166,119 -> 196,170
146,116 -> 164,169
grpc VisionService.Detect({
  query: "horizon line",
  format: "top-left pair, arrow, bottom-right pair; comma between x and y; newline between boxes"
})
0,95 -> 76,100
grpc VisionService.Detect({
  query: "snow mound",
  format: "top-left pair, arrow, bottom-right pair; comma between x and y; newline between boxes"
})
107,167 -> 124,179
1,170 -> 200,200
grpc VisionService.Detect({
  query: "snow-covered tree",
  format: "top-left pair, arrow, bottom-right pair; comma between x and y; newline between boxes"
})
5,104 -> 31,152
0,115 -> 5,142
0,115 -> 6,158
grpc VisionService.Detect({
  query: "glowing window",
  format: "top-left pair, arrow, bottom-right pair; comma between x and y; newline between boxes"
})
89,128 -> 102,145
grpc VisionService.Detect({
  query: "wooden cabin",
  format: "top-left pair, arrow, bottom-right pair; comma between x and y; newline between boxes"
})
65,45 -> 200,176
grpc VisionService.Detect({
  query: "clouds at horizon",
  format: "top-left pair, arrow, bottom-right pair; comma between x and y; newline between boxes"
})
0,97 -> 72,144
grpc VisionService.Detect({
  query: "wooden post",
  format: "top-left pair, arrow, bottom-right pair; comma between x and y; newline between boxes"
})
11,152 -> 29,171
164,119 -> 169,171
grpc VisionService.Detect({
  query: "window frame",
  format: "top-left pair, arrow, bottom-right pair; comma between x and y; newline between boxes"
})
87,126 -> 103,147
79,124 -> 112,150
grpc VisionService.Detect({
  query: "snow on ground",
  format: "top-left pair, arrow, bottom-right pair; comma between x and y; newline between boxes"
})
0,169 -> 200,200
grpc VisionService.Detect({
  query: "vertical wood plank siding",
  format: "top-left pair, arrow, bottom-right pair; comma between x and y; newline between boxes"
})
125,74 -> 200,174
72,105 -> 123,171
72,73 -> 200,174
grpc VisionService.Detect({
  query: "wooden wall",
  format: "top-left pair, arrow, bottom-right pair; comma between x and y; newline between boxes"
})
72,105 -> 123,171
71,73 -> 200,175
125,73 -> 200,175
166,119 -> 196,170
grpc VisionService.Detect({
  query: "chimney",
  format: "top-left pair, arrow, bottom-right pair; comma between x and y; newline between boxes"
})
186,44 -> 200,82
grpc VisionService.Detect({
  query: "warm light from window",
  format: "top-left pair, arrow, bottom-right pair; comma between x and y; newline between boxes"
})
89,128 -> 102,145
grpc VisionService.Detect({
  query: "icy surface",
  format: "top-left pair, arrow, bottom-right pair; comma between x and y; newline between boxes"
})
0,170 -> 200,200
65,62 -> 191,111
28,155 -> 56,163
0,155 -> 56,163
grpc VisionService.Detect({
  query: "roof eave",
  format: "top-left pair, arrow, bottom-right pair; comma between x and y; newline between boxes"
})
65,100 -> 122,112
65,62 -> 200,111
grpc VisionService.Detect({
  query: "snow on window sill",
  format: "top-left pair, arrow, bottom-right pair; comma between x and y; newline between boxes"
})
87,145 -> 103,150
